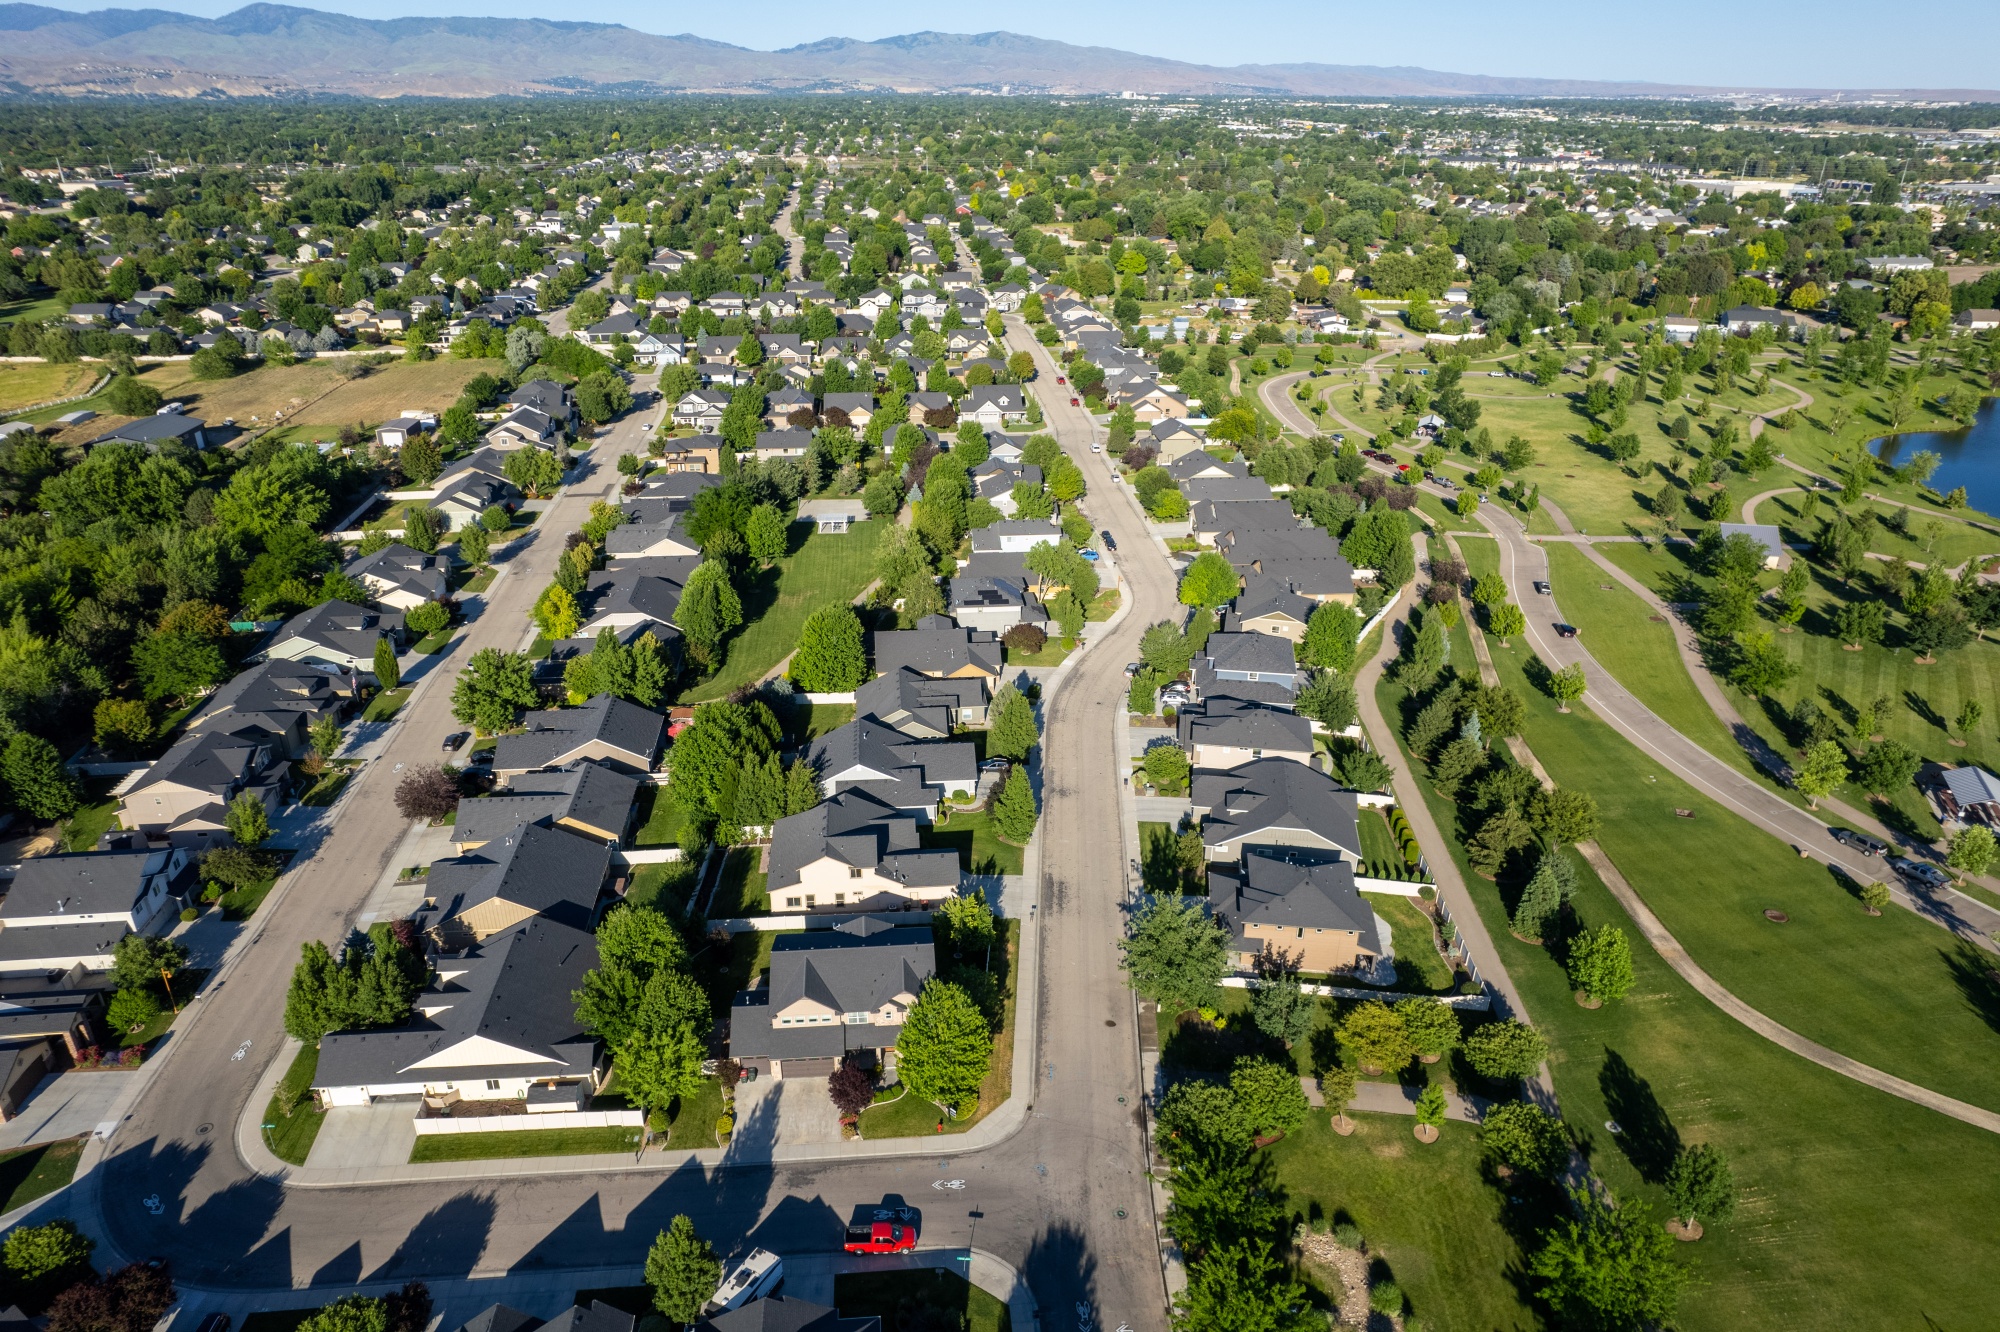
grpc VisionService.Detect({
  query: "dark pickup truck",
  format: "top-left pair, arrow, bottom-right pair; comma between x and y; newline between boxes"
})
844,1208 -> 918,1253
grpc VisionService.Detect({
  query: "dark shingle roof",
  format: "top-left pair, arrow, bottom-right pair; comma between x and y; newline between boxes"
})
426,821 -> 610,934
869,626 -> 1002,679
765,790 -> 957,895
1208,852 -> 1381,953
492,694 -> 665,773
1192,758 -> 1361,859
453,761 -> 640,848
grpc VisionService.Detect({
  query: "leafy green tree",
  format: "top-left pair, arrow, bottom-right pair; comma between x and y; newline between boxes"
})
1396,997 -> 1461,1060
282,935 -> 423,1044
296,1296 -> 386,1332
133,630 -> 226,703
646,1215 -> 721,1328
405,601 -> 450,638
1341,505 -> 1415,586
744,503 -> 788,564
1947,825 -> 1996,880
1413,1082 -> 1448,1133
1666,1143 -> 1737,1232
1119,894 -> 1228,1014
987,684 -> 1040,761
1294,670 -> 1357,732
1792,740 -> 1849,810
1,732 -> 79,821
787,604 -> 867,692
1144,742 -> 1191,791
1568,925 -> 1635,1003
1464,1019 -> 1549,1081
1230,1055 -> 1308,1138
674,560 -> 743,667
112,932 -> 189,995
1178,551 -> 1240,609
1250,966 -> 1314,1048
667,701 -> 780,818
1297,601 -> 1360,672
1511,848 -> 1574,940
1854,738 -> 1921,795
1154,1078 -> 1253,1163
1531,1186 -> 1691,1332
1171,1236 -> 1320,1332
1545,661 -> 1587,711
226,792 -> 272,848
503,447 -> 564,498
3,1219 -> 93,1282
365,636 -> 400,693
450,648 -> 537,733
1336,1000 -> 1412,1075
1486,601 -> 1526,645
1529,786 -> 1600,846
399,435 -> 443,487
992,766 -> 1038,842
1481,1101 -> 1569,1176
897,978 -> 993,1111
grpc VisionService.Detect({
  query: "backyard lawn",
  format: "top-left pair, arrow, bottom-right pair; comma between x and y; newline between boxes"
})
60,796 -> 122,852
409,1125 -> 641,1162
707,847 -> 768,916
624,859 -> 696,914
1268,1113 -> 1536,1332
1372,613 -> 2000,1332
922,807 -> 1024,876
1361,892 -> 1455,993
683,520 -> 888,701
629,783 -> 686,847
834,1270 -> 1011,1332
262,1044 -> 327,1166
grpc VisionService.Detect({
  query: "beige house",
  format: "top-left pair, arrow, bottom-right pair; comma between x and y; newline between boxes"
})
118,728 -> 288,851
1208,853 -> 1385,977
730,917 -> 938,1080
765,790 -> 962,914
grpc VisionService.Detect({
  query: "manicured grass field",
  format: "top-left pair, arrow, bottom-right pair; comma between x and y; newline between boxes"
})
623,859 -> 696,914
1268,1113 -> 1535,1332
1373,646 -> 2000,1331
922,807 -> 1024,876
1362,892 -> 1456,993
1356,804 -> 1406,876
361,686 -> 411,723
409,1125 -> 641,1162
684,519 -> 888,701
1753,491 -> 2000,572
262,1044 -> 327,1166
0,1137 -> 84,1214
629,783 -> 686,847
663,1075 -> 725,1149
834,1270 -> 1011,1332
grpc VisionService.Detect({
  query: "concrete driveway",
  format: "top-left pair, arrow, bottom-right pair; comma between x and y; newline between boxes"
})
0,1071 -> 140,1151
304,1100 -> 419,1170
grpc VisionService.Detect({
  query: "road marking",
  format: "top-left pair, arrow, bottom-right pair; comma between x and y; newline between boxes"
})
231,1040 -> 252,1061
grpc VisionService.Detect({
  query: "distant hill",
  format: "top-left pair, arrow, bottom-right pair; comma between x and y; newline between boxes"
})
0,3 -> 1992,101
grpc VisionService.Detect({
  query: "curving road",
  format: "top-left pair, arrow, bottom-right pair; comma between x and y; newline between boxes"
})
67,321 -> 1177,1332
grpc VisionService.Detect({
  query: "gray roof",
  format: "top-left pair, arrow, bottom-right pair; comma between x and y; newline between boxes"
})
1228,574 -> 1316,630
492,694 -> 665,774
698,1296 -> 878,1332
870,626 -> 1002,679
454,761 -> 640,848
127,726 -> 285,802
1184,477 -> 1277,504
0,848 -> 183,921
1942,765 -> 2000,809
0,919 -> 133,965
1216,524 -> 1355,599
805,720 -> 978,812
1208,852 -> 1381,955
1177,697 -> 1315,755
427,821 -> 610,935
1192,758 -> 1362,859
270,600 -> 404,661
1202,631 -> 1300,678
730,917 -> 938,1066
347,542 -> 451,603
856,667 -> 988,739
1192,499 -> 1301,540
314,916 -> 600,1090
189,657 -> 353,739
580,568 -> 685,627
765,790 -> 958,896
86,414 -> 205,446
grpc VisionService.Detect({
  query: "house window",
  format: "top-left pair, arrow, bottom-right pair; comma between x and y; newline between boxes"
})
849,867 -> 863,879
805,895 -> 817,907
834,893 -> 846,906
786,897 -> 802,908
1252,749 -> 1263,758
486,1079 -> 501,1091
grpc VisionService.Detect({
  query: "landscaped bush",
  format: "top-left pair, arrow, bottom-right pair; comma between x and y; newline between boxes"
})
1002,623 -> 1047,653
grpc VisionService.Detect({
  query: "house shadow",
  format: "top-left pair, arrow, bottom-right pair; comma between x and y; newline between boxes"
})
95,1133 -> 290,1285
1598,1049 -> 1680,1184
365,1190 -> 500,1283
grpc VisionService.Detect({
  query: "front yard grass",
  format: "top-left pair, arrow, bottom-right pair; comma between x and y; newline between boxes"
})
834,1270 -> 1011,1332
0,1137 -> 85,1214
922,807 -> 1024,876
1002,638 -> 1073,668
662,1075 -> 726,1149
262,1044 -> 327,1166
1372,614 -> 2000,1332
1268,1113 -> 1535,1332
684,519 -> 888,701
296,769 -> 352,807
863,921 -> 1018,1139
361,686 -> 412,723
409,1125 -> 641,1162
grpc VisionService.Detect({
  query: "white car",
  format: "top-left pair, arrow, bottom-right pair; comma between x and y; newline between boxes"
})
707,1249 -> 783,1314
1090,442 -> 1103,453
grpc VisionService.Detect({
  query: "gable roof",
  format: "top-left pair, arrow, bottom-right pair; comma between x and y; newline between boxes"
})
1209,852 -> 1381,954
1177,696 -> 1315,754
698,1296 -> 879,1332
270,599 -> 402,660
1192,758 -> 1362,859
0,848 -> 183,921
453,760 -> 640,848
855,666 -> 989,739
491,694 -> 665,773
805,720 -> 978,810
426,820 -> 610,935
870,626 -> 1002,679
347,542 -> 451,603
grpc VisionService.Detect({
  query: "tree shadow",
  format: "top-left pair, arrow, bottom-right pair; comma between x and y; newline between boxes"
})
1903,689 -> 1949,734
1942,943 -> 2000,1038
1598,1049 -> 1680,1184
366,1191 -> 498,1283
1022,1220 -> 1098,1332
1817,686 -> 1857,729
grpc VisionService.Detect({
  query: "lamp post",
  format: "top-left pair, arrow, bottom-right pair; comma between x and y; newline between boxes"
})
160,965 -> 179,1014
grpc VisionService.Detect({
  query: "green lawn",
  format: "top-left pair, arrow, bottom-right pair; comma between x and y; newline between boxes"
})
1003,638 -> 1073,667
409,1125 -> 641,1162
834,1270 -> 1011,1332
859,1085 -> 971,1137
460,567 -> 497,596
683,519 -> 889,701
413,629 -> 454,655
1138,820 -> 1185,894
60,797 -> 121,852
663,1075 -> 726,1149
361,686 -> 412,723
1356,805 -> 1408,878
0,1137 -> 84,1214
1269,1113 -> 1535,1332
1372,617 -> 2000,1331
297,770 -> 352,807
220,874 -> 279,921
625,859 -> 697,914
630,783 -> 686,847
1362,892 -> 1456,994
922,807 -> 1024,876
262,1044 -> 327,1166
1755,492 -> 2000,573
863,920 -> 1018,1138
708,847 -> 768,917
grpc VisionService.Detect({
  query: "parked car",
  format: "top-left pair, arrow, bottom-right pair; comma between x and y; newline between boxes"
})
1830,827 -> 1889,856
1100,530 -> 1117,549
845,1208 -> 919,1253
1889,856 -> 1951,889
1533,580 -> 1552,595
1069,397 -> 1080,406
1080,548 -> 1100,562
1125,662 -> 1143,677
466,748 -> 494,769
980,758 -> 1013,773
1056,376 -> 1067,385
706,1250 -> 783,1315
1554,624 -> 1579,638
1090,442 -> 1102,453
442,731 -> 470,752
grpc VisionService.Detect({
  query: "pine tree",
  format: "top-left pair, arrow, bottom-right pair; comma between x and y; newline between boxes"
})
993,768 -> 1038,843
1511,849 -> 1572,939
987,684 -> 1041,761
782,760 -> 822,815
372,636 -> 401,691
645,1215 -> 722,1327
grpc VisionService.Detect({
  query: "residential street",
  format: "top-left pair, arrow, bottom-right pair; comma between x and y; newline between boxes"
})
59,338 -> 1180,1332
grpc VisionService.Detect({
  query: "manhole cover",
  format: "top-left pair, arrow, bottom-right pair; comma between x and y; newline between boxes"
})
1117,1096 -> 1127,1104
1763,910 -> 1790,923
1114,1208 -> 1127,1219
1104,1019 -> 1116,1027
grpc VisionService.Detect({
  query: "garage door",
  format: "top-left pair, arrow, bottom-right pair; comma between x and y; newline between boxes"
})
776,1057 -> 838,1079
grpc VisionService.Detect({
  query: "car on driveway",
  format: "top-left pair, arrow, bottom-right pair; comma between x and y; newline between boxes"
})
443,731 -> 470,752
1080,548 -> 1100,562
980,758 -> 1013,773
1830,827 -> 1889,856
1554,624 -> 1579,638
1889,856 -> 1951,889
1534,580 -> 1552,595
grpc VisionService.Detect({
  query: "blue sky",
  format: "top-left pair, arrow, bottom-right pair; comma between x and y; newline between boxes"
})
37,0 -> 2000,90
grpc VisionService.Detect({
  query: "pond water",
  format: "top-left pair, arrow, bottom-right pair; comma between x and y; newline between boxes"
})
1872,396 -> 2000,519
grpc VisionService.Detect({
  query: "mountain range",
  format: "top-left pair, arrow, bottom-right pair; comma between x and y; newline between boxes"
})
0,3 -> 1993,101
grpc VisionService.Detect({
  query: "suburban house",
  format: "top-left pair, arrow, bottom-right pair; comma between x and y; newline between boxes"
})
424,821 -> 611,950
312,915 -> 603,1109
1224,575 -> 1317,643
969,519 -> 1061,555
117,727 -> 289,850
806,719 -> 978,817
1191,759 -> 1363,864
1207,851 -> 1385,976
485,406 -> 564,453
673,391 -> 731,431
1145,420 -> 1209,462
1954,308 -> 2000,332
1184,475 -> 1279,505
1191,499 -> 1295,548
871,619 -> 1004,682
960,385 -> 1025,429
654,436 -> 724,473
0,847 -> 194,976
820,392 -> 875,427
430,466 -> 521,532
605,513 -> 703,561
764,792 -> 962,915
751,429 -> 814,460
1660,315 -> 1703,343
856,667 -> 990,739
492,694 -> 666,778
1177,697 -> 1316,771
1125,382 -> 1194,423
186,657 -> 358,759
507,379 -> 579,432
1163,451 -> 1243,486
0,977 -> 105,1117
1720,305 -> 1795,337
1215,525 -> 1358,604
451,761 -> 641,853
948,559 -> 1048,634
730,916 -> 938,1080
1194,631 -> 1304,705
575,568 -> 686,639
347,543 -> 451,610
374,415 -> 435,450
263,601 -> 405,674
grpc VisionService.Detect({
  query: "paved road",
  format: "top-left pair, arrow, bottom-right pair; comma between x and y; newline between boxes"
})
772,185 -> 804,280
73,340 -> 1176,1331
